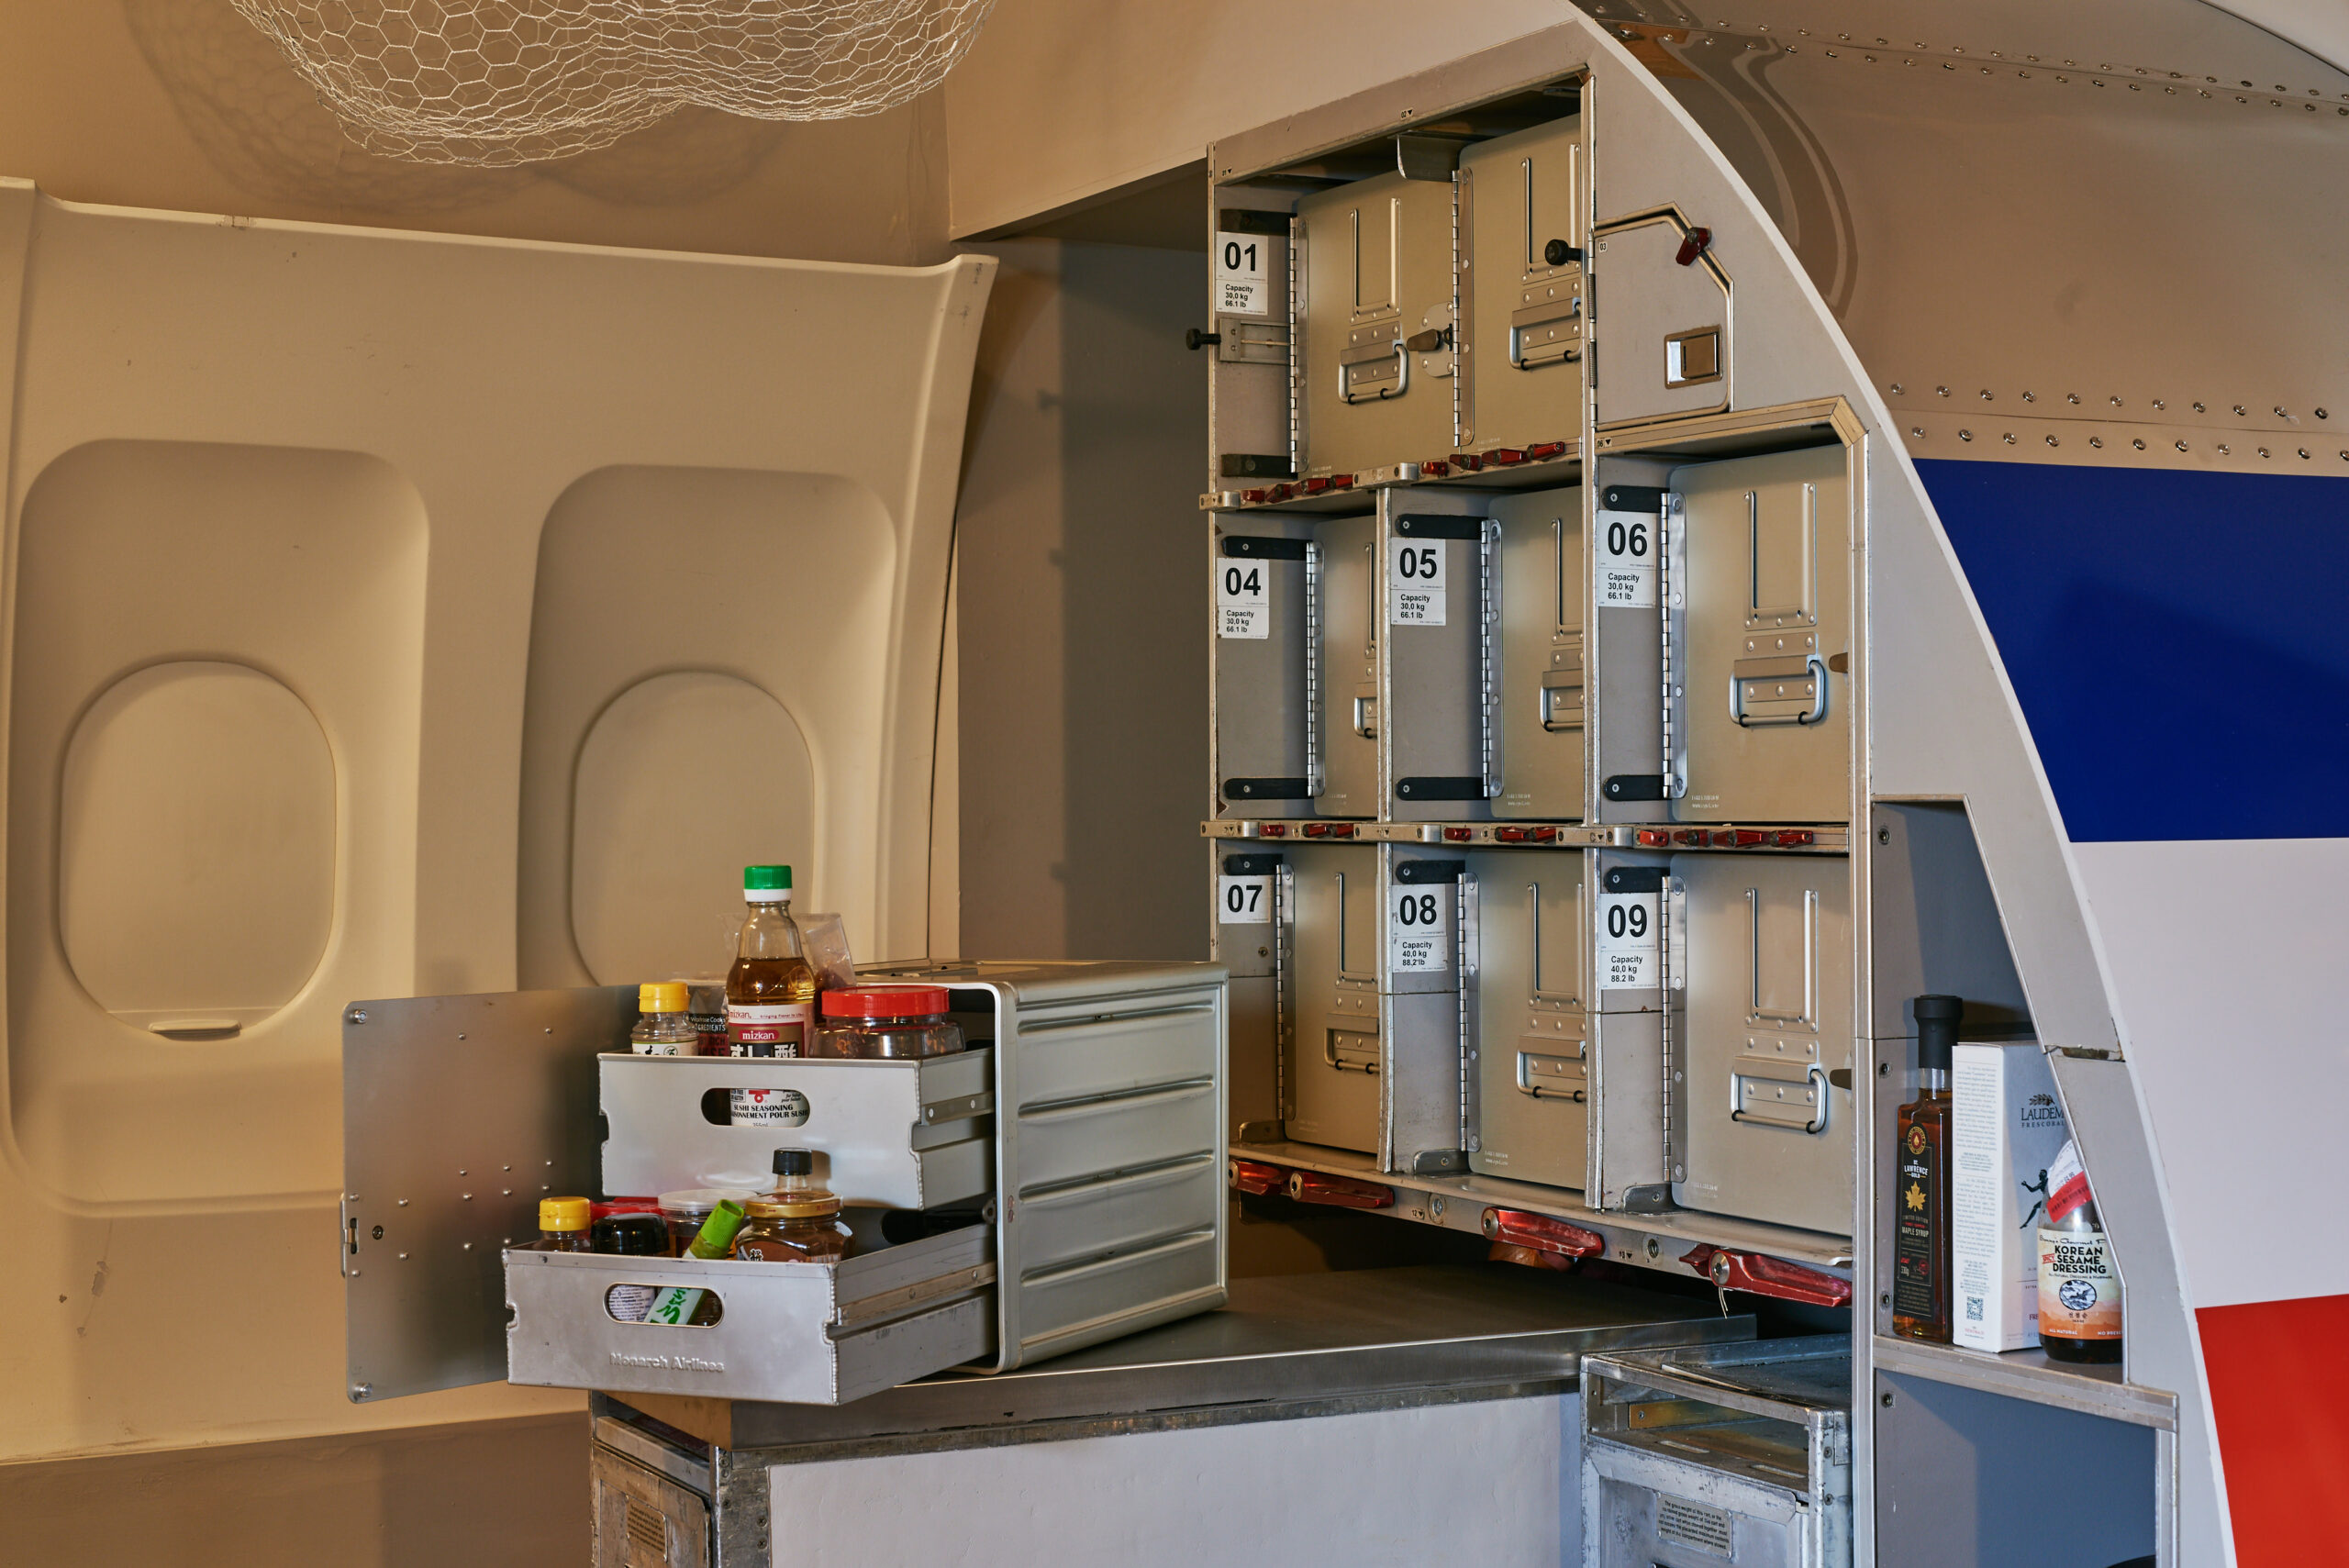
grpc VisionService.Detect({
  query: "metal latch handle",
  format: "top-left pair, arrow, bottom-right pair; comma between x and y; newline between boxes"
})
1730,1060 -> 1830,1134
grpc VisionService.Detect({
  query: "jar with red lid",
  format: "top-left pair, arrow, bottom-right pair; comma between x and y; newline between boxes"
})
811,984 -> 963,1060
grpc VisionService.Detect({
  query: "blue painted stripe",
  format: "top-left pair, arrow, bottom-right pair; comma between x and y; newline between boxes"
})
1915,458 -> 2349,842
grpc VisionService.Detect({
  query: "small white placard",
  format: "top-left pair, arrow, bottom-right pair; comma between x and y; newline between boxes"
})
1216,557 -> 1270,639
1215,232 -> 1271,317
1388,884 -> 1453,973
1217,874 -> 1272,924
1596,507 -> 1658,608
1388,537 -> 1447,626
1596,890 -> 1660,988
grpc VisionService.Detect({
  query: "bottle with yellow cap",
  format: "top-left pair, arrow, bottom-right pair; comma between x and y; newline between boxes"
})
538,1195 -> 594,1252
630,981 -> 696,1056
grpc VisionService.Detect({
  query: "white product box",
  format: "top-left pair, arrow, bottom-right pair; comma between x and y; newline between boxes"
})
1952,1041 -> 2069,1351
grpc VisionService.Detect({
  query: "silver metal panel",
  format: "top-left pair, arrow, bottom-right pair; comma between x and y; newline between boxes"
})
341,984 -> 632,1403
1210,513 -> 1316,818
1590,1007 -> 1668,1210
1469,846 -> 1590,1189
1675,852 -> 1854,1236
1286,840 -> 1382,1152
1673,443 -> 1853,824
1591,213 -> 1731,427
1383,488 -> 1497,822
507,1228 -> 995,1405
1313,511 -> 1381,817
1462,115 -> 1587,451
1492,483 -> 1587,821
598,1052 -> 990,1209
593,1442 -> 710,1568
713,1264 -> 1755,1451
1297,170 -> 1459,476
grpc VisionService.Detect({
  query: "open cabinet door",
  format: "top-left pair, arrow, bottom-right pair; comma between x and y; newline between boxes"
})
342,988 -> 630,1403
0,178 -> 993,1456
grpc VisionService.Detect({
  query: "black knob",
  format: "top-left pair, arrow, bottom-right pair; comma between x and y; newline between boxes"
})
1542,238 -> 1582,267
774,1149 -> 814,1176
1186,328 -> 1222,350
1913,995 -> 1964,1073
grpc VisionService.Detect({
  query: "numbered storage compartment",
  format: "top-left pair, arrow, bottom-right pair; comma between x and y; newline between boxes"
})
341,963 -> 1228,1412
1212,849 -> 1285,1143
1586,851 -> 1679,1213
1673,852 -> 1854,1235
1459,111 -> 1585,454
1589,210 -> 1731,429
1595,442 -> 1854,825
1491,483 -> 1585,819
1384,490 -> 1499,821
1210,510 -> 1379,819
1284,840 -> 1382,1153
1297,166 -> 1458,478
1465,847 -> 1588,1190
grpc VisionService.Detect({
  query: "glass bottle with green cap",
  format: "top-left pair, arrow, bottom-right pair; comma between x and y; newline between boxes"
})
726,864 -> 817,1058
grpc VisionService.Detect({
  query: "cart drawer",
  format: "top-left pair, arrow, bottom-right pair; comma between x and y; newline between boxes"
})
599,1051 -> 991,1209
507,1225 -> 996,1406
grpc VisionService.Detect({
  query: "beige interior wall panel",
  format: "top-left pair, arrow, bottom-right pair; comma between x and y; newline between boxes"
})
0,177 -> 993,1460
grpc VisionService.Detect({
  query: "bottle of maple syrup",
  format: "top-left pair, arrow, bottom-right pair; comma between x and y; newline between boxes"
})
725,865 -> 817,1058
1892,994 -> 1962,1341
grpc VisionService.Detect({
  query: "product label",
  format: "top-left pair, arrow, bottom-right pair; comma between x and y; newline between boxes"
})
1218,873 -> 1273,924
1387,537 -> 1447,626
2039,1226 -> 2122,1340
1216,559 -> 1270,639
640,1285 -> 707,1328
1596,890 -> 1664,989
727,1001 -> 811,1058
1893,1120 -> 1942,1322
631,1036 -> 683,1057
605,1283 -> 657,1324
1214,232 -> 1271,317
689,1012 -> 728,1056
1596,507 -> 1658,608
729,1086 -> 811,1127
1387,885 -> 1453,973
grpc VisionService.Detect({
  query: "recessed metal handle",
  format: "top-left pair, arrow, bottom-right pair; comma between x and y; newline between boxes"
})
1730,1061 -> 1830,1133
1340,339 -> 1410,404
1730,652 -> 1830,727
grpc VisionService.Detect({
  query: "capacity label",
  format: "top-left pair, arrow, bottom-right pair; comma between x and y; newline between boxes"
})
1596,507 -> 1657,608
1215,232 -> 1271,317
1218,873 -> 1272,924
1596,891 -> 1660,988
1388,537 -> 1447,626
1216,559 -> 1269,639
1388,885 -> 1453,973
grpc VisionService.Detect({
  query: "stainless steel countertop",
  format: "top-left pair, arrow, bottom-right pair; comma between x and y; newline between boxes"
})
609,1263 -> 1755,1454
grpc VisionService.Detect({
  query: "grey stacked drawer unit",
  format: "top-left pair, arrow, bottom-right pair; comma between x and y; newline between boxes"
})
340,964 -> 1229,1413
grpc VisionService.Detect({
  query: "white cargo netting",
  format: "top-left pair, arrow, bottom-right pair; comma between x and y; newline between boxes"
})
231,0 -> 996,165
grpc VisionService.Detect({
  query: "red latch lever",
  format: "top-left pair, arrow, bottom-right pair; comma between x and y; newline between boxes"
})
1675,227 -> 1714,267
1681,1244 -> 1852,1307
1484,1208 -> 1605,1261
1228,1158 -> 1287,1196
1286,1170 -> 1395,1210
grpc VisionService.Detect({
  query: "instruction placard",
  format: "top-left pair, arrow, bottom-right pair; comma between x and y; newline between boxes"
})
1215,232 -> 1271,317
1596,507 -> 1657,608
1388,885 -> 1453,973
1216,558 -> 1269,639
1388,537 -> 1447,626
1596,890 -> 1660,988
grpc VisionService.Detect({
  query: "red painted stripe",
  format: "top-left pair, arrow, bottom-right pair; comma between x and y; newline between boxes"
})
2198,1293 -> 2349,1566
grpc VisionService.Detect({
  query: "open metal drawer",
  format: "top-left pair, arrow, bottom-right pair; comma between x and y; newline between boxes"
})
508,1224 -> 996,1405
341,961 -> 1228,1407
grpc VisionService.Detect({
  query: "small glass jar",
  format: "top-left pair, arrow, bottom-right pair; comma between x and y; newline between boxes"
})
731,1151 -> 852,1262
538,1195 -> 593,1252
811,984 -> 963,1060
657,1187 -> 755,1255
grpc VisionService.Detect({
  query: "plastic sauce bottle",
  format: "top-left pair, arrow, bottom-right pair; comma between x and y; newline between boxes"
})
640,1199 -> 748,1328
2038,1139 -> 2122,1363
538,1196 -> 593,1251
726,865 -> 817,1058
630,981 -> 696,1055
731,1151 -> 853,1263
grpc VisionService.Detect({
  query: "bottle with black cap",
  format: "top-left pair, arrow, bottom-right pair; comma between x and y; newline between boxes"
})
731,1149 -> 852,1264
1893,995 -> 1964,1341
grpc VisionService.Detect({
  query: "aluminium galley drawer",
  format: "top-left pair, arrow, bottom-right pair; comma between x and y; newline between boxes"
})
599,1050 -> 992,1209
507,1223 -> 996,1406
